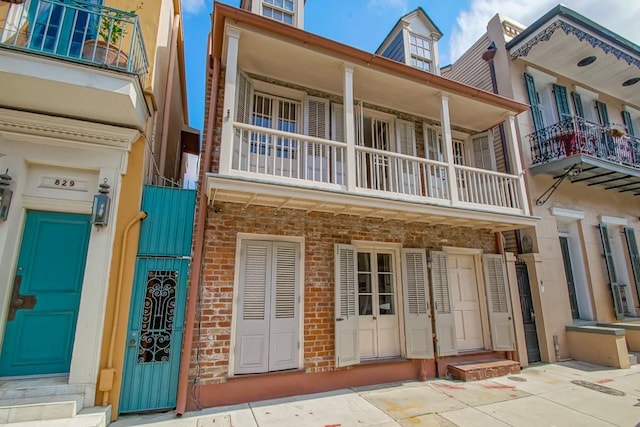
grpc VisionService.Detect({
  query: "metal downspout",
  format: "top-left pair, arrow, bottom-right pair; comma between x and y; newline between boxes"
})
101,211 -> 147,406
159,14 -> 181,178
176,25 -> 219,416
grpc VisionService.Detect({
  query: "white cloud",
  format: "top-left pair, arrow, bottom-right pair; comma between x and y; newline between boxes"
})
367,0 -> 408,14
182,0 -> 207,14
448,0 -> 640,64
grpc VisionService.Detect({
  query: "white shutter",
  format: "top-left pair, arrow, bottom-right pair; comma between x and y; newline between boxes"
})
269,242 -> 300,371
430,251 -> 457,356
472,134 -> 495,170
331,103 -> 345,142
396,119 -> 416,156
236,240 -> 270,374
402,249 -> 434,359
334,244 -> 359,367
355,101 -> 364,146
236,71 -> 252,123
396,119 -> 418,195
483,254 -> 515,351
305,97 -> 330,182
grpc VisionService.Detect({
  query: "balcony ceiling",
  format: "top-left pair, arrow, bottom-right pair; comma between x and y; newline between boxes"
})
0,49 -> 149,130
530,155 -> 640,195
233,23 -> 518,132
508,12 -> 640,108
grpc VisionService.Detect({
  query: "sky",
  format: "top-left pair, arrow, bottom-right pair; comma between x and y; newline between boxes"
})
179,0 -> 640,185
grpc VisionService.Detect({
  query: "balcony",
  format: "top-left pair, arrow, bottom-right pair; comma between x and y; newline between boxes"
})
527,117 -> 640,193
0,0 -> 150,130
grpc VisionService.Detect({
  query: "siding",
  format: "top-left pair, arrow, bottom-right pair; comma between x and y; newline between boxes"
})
381,31 -> 405,64
443,34 -> 493,93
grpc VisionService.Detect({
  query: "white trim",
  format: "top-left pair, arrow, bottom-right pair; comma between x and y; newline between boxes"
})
229,233 -> 305,377
21,196 -> 92,214
573,85 -> 599,101
551,207 -> 585,220
600,215 -> 628,226
525,66 -> 557,86
253,80 -> 305,101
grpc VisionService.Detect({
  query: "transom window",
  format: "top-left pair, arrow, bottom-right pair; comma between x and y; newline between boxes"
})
262,0 -> 295,25
409,33 -> 432,71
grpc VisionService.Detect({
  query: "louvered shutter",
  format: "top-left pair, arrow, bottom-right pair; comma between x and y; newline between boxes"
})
599,224 -> 625,320
355,101 -> 364,146
524,73 -> 545,132
572,92 -> 584,118
430,251 -> 457,356
472,134 -> 493,170
236,71 -> 252,123
483,254 -> 515,351
396,119 -> 418,195
553,84 -> 572,122
334,244 -> 359,367
396,119 -> 416,156
402,249 -> 434,358
622,111 -> 636,137
331,103 -> 344,142
624,227 -> 640,310
268,242 -> 300,371
596,101 -> 610,126
236,240 -> 270,374
424,125 -> 442,161
305,97 -> 330,182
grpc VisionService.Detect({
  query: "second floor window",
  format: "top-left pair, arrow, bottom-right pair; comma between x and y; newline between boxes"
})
262,0 -> 295,25
409,33 -> 432,72
252,93 -> 300,159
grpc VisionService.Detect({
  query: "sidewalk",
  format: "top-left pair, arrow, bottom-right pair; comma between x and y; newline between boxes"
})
112,361 -> 640,427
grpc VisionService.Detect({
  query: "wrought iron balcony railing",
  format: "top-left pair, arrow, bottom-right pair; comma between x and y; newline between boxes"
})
0,0 -> 148,82
528,117 -> 639,168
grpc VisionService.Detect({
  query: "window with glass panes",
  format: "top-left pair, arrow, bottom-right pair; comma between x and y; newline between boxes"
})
251,93 -> 300,158
262,0 -> 295,25
409,33 -> 432,71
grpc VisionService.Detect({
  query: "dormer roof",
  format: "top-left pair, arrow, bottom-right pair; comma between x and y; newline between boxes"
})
376,7 -> 443,54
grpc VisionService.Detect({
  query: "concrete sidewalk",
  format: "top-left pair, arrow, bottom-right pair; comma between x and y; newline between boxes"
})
112,361 -> 640,427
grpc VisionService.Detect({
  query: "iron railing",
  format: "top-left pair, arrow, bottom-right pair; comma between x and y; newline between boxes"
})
0,0 -> 148,82
528,117 -> 639,168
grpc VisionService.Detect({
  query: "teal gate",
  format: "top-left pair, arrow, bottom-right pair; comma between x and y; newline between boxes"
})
119,185 -> 196,413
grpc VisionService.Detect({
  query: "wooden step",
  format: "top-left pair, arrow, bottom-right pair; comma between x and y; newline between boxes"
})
448,359 -> 520,382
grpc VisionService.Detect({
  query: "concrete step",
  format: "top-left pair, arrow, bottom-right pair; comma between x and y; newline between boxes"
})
629,352 -> 639,365
448,359 -> 520,382
0,394 -> 83,424
1,413 -> 105,427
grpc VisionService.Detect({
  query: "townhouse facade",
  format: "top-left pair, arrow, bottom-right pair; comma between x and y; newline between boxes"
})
446,5 -> 640,367
0,0 -> 195,420
178,1 -> 539,411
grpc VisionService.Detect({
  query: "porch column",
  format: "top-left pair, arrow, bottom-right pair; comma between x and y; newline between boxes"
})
343,64 -> 356,192
504,113 -> 530,215
439,93 -> 458,205
219,27 -> 241,176
505,252 -> 528,367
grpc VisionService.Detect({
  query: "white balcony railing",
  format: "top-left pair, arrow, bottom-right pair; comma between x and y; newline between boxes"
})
230,122 -> 524,213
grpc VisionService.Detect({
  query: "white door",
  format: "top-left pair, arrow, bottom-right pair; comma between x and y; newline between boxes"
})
357,250 -> 400,359
448,254 -> 484,351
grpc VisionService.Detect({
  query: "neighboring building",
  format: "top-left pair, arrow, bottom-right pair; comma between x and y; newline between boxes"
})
0,0 -> 194,421
178,1 -> 539,410
446,6 -> 640,367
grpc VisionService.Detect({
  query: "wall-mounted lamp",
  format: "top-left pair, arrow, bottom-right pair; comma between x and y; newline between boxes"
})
481,42 -> 497,62
0,169 -> 13,222
91,178 -> 111,227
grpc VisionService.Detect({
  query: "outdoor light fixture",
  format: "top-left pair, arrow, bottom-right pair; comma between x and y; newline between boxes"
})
481,42 -> 497,62
91,178 -> 111,227
0,169 -> 13,222
577,56 -> 597,67
622,77 -> 640,87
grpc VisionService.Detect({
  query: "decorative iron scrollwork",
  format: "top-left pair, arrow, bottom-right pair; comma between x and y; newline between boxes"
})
137,270 -> 177,363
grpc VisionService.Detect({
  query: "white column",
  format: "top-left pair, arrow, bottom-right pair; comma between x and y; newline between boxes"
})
219,27 -> 241,176
343,65 -> 356,192
439,93 -> 458,205
504,113 -> 530,215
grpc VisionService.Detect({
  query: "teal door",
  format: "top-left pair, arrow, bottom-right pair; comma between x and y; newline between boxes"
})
0,211 -> 91,376
119,186 -> 195,413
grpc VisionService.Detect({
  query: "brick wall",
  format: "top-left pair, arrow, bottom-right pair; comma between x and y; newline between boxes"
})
189,201 -> 496,384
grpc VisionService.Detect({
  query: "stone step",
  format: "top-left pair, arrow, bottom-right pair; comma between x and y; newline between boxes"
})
0,394 -> 83,424
629,352 -> 639,365
1,413 -> 105,427
448,359 -> 520,382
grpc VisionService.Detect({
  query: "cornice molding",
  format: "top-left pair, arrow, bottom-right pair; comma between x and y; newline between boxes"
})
510,20 -> 640,69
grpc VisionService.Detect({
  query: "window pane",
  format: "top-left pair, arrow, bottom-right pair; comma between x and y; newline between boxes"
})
358,252 -> 371,272
358,273 -> 372,293
378,273 -> 393,294
379,295 -> 395,315
359,295 -> 373,315
377,253 -> 392,272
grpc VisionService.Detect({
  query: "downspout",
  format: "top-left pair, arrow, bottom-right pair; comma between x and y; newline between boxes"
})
176,24 -> 219,416
101,211 -> 148,406
158,14 -> 181,178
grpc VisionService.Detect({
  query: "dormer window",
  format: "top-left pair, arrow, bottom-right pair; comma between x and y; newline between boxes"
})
262,0 -> 295,25
409,33 -> 432,71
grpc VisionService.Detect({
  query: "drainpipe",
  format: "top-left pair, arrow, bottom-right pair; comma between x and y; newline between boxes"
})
175,24 -> 219,416
158,14 -> 181,178
101,211 -> 147,407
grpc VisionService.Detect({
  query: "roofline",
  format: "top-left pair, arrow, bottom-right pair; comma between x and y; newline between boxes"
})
375,7 -> 443,55
506,4 -> 640,55
211,2 -> 528,114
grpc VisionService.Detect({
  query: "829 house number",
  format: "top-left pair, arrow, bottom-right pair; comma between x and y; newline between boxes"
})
54,179 -> 75,188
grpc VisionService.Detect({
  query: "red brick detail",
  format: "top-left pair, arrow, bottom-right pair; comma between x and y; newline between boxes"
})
448,359 -> 520,381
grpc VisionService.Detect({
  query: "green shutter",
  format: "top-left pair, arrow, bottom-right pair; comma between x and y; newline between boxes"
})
622,110 -> 635,137
596,101 -> 610,126
553,84 -> 572,122
572,92 -> 584,118
599,224 -> 625,320
624,227 -> 640,304
524,73 -> 545,132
